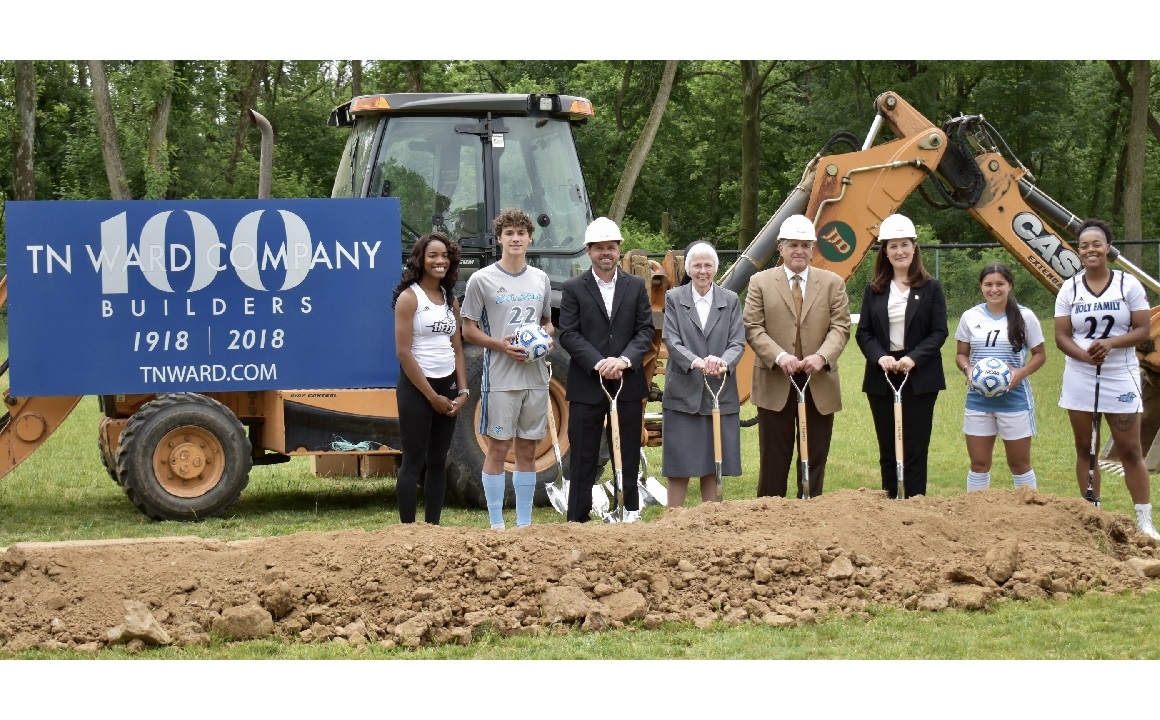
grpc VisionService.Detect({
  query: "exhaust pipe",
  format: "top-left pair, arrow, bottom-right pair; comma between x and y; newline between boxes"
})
249,109 -> 273,200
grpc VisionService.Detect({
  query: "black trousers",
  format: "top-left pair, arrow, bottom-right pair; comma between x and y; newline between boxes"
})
756,379 -> 834,499
867,386 -> 938,499
397,370 -> 458,524
566,396 -> 643,521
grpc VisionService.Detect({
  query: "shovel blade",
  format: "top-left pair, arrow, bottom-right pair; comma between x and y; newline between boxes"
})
546,481 -> 569,515
642,476 -> 668,507
591,483 -> 611,518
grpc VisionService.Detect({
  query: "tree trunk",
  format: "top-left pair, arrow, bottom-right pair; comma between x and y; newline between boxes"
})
352,60 -> 362,97
145,60 -> 175,199
407,61 -> 423,92
14,61 -> 37,200
227,61 -> 267,185
1108,60 -> 1160,147
607,60 -> 678,225
1122,60 -> 1149,264
738,61 -> 761,250
88,60 -> 130,200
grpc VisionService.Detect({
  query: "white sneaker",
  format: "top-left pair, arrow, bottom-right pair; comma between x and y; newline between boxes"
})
623,509 -> 641,523
1136,516 -> 1160,541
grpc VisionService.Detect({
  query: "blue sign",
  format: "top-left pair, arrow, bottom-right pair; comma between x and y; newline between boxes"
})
5,198 -> 401,396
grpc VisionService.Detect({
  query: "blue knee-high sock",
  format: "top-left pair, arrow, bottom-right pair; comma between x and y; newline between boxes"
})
482,472 -> 506,529
966,470 -> 990,492
1013,470 -> 1037,490
513,471 -> 537,527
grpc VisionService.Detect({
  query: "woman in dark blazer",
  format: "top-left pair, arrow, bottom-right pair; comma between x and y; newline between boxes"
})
855,214 -> 948,498
662,242 -> 746,506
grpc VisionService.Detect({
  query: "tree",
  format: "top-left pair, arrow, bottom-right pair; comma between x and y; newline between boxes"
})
145,61 -> 175,199
1121,60 -> 1149,264
14,61 -> 36,200
88,60 -> 130,200
607,60 -> 678,224
227,61 -> 266,186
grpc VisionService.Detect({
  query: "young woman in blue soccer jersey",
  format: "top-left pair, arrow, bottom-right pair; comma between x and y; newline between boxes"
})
954,262 -> 1046,492
1053,219 -> 1159,540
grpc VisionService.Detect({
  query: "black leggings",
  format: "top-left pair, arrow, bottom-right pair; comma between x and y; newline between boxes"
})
396,370 -> 458,523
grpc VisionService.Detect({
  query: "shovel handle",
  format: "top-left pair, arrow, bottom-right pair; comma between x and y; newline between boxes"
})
893,401 -> 904,467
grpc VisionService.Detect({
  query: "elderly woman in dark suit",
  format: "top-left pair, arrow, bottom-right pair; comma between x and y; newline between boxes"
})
855,213 -> 948,499
662,242 -> 746,506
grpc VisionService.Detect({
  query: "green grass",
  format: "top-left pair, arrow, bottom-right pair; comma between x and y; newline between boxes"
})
3,314 -> 1160,662
1,312 -> 1128,545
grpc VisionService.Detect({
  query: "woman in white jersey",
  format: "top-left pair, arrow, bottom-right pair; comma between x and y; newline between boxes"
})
954,262 -> 1045,492
1053,219 -> 1159,539
392,233 -> 468,524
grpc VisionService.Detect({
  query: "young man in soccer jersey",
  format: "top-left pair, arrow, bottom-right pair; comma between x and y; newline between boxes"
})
461,209 -> 554,529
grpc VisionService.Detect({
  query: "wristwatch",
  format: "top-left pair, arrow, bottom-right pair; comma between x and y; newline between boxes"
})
618,356 -> 631,369
457,389 -> 470,397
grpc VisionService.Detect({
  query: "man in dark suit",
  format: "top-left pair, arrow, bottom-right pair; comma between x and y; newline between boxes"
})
558,217 -> 655,522
744,214 -> 851,499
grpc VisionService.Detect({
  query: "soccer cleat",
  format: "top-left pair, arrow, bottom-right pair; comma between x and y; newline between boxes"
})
623,509 -> 641,523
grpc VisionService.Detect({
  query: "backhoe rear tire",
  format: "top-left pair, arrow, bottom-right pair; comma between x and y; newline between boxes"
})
445,343 -> 574,509
115,393 -> 252,521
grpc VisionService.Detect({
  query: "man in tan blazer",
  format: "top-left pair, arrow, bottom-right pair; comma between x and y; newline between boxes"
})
743,214 -> 851,498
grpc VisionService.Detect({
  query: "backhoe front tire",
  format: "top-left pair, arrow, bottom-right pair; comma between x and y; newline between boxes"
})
115,393 -> 252,521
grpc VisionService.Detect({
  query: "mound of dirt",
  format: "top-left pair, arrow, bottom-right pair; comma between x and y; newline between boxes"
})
1,488 -> 1158,653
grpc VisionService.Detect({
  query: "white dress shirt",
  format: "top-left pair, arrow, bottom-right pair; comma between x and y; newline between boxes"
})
593,268 -> 617,317
693,285 -> 713,331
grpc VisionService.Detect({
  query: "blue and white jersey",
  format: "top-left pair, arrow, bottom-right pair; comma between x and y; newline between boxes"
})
461,262 -> 552,392
1054,270 -> 1148,380
955,304 -> 1044,413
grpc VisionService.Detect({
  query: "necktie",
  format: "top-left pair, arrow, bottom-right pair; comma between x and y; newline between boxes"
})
792,274 -> 803,358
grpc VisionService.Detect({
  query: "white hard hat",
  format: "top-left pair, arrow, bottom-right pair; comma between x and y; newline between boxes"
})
584,217 -> 623,245
777,214 -> 817,242
878,213 -> 917,241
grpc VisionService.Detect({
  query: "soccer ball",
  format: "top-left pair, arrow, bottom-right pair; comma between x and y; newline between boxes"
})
512,323 -> 552,363
971,357 -> 1013,398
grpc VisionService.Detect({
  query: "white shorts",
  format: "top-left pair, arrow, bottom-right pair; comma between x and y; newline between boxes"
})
1058,366 -> 1143,414
478,388 -> 548,440
963,408 -> 1035,441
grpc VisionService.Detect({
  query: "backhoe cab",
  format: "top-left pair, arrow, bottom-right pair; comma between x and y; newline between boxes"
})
330,93 -> 596,288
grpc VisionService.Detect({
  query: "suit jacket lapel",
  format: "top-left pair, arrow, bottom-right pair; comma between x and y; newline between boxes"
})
800,270 -> 822,318
904,284 -> 922,336
583,272 -> 608,321
679,284 -> 701,334
875,283 -> 890,335
609,269 -> 626,320
774,271 -> 796,316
